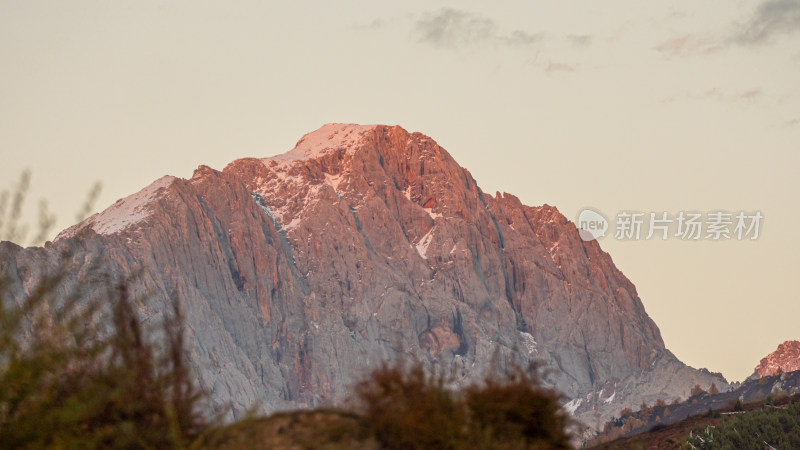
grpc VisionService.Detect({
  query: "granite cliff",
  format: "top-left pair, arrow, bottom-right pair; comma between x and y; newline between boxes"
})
0,123 -> 727,431
755,341 -> 800,378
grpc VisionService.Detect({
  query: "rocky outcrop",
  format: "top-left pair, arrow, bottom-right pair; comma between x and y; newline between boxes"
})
755,340 -> 800,378
4,167 -> 311,418
0,123 -> 727,430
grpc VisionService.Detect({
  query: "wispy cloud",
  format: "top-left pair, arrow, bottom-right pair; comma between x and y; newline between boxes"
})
543,61 -> 578,73
351,18 -> 386,31
781,118 -> 800,128
360,8 -> 584,73
739,89 -> 764,102
414,8 -> 545,49
566,34 -> 592,47
653,34 -> 721,57
655,0 -> 800,58
730,0 -> 800,45
661,88 -> 768,104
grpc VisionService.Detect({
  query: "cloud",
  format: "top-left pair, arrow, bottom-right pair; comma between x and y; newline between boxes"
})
352,18 -> 386,31
661,88 -> 767,104
407,9 -> 582,73
782,118 -> 800,128
731,0 -> 800,45
566,34 -> 592,46
655,0 -> 800,58
544,61 -> 577,73
504,29 -> 546,46
739,89 -> 764,102
414,8 -> 544,49
415,9 -> 497,48
653,34 -> 721,57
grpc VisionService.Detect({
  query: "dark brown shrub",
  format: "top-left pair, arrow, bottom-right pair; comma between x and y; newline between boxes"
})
354,362 -> 466,450
464,365 -> 571,449
354,361 -> 571,449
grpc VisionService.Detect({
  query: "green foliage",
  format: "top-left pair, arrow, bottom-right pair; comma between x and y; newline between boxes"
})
685,399 -> 800,449
0,268 -> 210,448
354,362 -> 571,450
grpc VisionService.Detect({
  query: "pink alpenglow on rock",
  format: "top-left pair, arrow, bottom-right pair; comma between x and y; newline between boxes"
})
2,124 -> 728,432
755,340 -> 800,377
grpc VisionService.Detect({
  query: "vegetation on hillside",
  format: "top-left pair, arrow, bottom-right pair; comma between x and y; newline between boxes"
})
589,370 -> 800,448
684,396 -> 800,449
588,393 -> 800,449
0,267 -> 212,448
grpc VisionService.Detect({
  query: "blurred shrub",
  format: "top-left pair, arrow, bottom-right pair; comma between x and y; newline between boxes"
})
354,361 -> 570,450
354,362 -> 466,449
0,269 -> 210,448
465,365 -> 570,449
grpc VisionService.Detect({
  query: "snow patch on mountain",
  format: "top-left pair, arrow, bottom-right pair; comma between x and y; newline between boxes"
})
242,124 -> 379,232
415,227 -> 435,259
564,398 -> 582,415
520,332 -> 538,355
266,123 -> 375,163
324,172 -> 344,193
56,176 -> 176,240
425,208 -> 442,220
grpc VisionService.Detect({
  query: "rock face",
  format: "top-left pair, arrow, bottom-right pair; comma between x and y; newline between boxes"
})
755,341 -> 800,378
0,123 -> 727,430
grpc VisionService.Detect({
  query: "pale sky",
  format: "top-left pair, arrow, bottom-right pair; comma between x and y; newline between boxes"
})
1,1 -> 798,382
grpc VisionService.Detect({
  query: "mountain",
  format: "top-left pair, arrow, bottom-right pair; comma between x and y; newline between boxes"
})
588,369 -> 800,447
755,340 -> 800,378
590,340 -> 800,445
0,123 -> 726,432
589,389 -> 800,449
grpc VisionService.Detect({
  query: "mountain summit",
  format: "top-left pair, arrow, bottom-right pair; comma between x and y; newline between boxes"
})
2,124 -> 726,432
755,341 -> 800,378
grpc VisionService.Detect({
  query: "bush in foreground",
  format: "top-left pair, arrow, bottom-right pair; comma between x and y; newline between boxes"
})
465,367 -> 571,449
0,270 -> 210,449
354,362 -> 571,450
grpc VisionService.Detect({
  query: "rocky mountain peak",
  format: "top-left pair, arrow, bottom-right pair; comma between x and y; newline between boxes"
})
268,123 -> 379,163
55,175 -> 177,240
223,124 -> 480,230
3,123 -> 730,433
755,340 -> 800,377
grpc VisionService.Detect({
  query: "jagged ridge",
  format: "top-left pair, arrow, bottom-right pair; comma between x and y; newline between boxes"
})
755,340 -> 800,378
2,123 -> 727,432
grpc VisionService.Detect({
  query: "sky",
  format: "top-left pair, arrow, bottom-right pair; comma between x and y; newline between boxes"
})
1,0 -> 798,382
